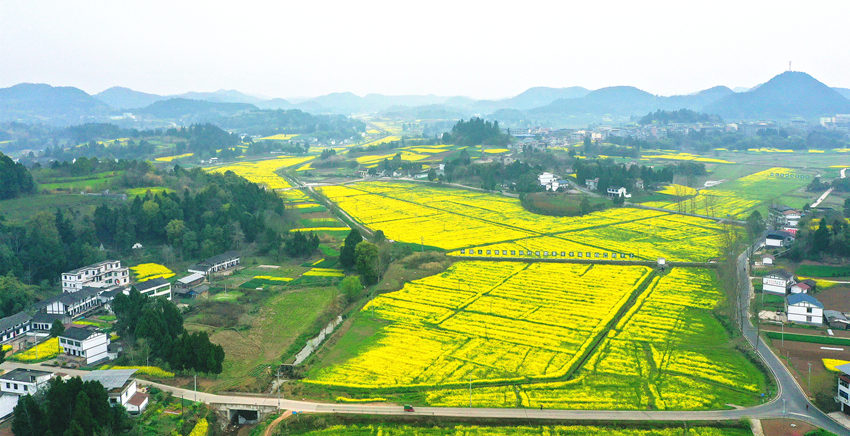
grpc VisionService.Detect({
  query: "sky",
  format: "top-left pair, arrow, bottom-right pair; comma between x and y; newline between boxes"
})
1,0 -> 849,99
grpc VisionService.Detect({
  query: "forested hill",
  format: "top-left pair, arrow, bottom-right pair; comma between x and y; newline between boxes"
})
0,152 -> 35,199
442,117 -> 511,147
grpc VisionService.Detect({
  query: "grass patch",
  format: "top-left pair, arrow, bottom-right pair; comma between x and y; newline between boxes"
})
210,290 -> 244,302
764,331 -> 850,346
199,287 -> 337,392
796,264 -> 850,278
126,187 -> 175,197
520,192 -> 611,216
0,194 -> 118,224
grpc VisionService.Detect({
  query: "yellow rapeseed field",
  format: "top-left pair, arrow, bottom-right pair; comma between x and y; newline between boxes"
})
319,182 -> 726,262
208,156 -> 315,190
307,262 -> 652,388
154,153 -> 194,162
420,268 -> 766,409
130,263 -> 175,282
11,337 -> 62,362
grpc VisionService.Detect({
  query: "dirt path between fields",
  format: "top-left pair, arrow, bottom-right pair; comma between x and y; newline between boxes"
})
263,410 -> 293,436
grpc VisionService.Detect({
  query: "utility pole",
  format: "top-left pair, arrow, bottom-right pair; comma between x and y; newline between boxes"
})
783,398 -> 786,416
194,373 -> 197,402
808,362 -> 812,389
781,321 -> 784,348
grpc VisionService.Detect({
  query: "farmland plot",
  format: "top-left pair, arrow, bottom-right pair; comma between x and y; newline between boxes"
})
306,262 -> 652,388
422,268 -> 767,409
318,182 -> 728,261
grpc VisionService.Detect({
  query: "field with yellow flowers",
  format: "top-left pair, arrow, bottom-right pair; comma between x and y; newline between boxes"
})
209,156 -> 315,190
293,423 -> 752,435
318,182 -> 729,262
130,263 -> 174,282
307,265 -> 766,410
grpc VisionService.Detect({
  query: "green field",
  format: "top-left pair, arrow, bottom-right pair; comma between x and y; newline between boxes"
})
0,194 -> 117,224
189,287 -> 336,392
35,170 -> 122,192
796,264 -> 850,278
764,331 -> 850,346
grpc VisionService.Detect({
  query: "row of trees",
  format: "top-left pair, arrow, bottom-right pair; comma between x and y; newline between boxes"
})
13,377 -> 130,436
788,214 -> 850,261
113,289 -> 225,373
574,159 -> 705,193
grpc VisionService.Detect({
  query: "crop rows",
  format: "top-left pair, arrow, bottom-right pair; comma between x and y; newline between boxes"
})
307,262 -> 651,388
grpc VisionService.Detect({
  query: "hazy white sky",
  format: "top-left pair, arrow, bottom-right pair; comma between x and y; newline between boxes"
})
1,0 -> 849,99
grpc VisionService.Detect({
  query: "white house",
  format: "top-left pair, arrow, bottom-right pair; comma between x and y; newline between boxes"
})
188,251 -> 240,276
786,293 -> 824,325
765,231 -> 793,248
606,187 -> 631,198
0,369 -> 54,396
585,178 -> 599,191
61,260 -> 129,293
761,254 -> 775,265
538,172 -> 556,186
0,311 -> 31,344
59,326 -> 109,364
29,312 -> 68,333
836,363 -> 850,412
791,279 -> 816,294
42,287 -> 104,317
133,277 -> 172,300
82,369 -> 148,414
762,269 -> 796,295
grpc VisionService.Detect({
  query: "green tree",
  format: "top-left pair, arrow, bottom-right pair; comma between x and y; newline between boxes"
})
49,319 -> 65,337
812,219 -> 830,255
746,210 -> 766,241
844,197 -> 850,218
355,241 -> 380,285
11,395 -> 45,436
338,275 -> 364,303
339,229 -> 363,269
427,168 -> 437,181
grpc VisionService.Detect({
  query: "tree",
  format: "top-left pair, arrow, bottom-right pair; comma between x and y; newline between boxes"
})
812,219 -> 830,255
354,241 -> 380,285
11,395 -> 45,436
746,210 -> 766,241
844,198 -> 850,218
49,319 -> 65,337
338,275 -> 364,303
339,229 -> 363,269
427,168 -> 437,181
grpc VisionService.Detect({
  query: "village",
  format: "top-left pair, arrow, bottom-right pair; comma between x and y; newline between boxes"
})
0,251 -> 242,419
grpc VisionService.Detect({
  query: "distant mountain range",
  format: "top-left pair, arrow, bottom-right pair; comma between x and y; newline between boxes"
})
2,71 -> 849,127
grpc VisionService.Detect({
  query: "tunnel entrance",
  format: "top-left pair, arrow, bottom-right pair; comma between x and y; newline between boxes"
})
228,409 -> 259,425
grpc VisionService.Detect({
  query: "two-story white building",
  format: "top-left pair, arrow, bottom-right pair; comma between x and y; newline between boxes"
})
606,187 -> 631,198
134,277 -> 172,300
82,369 -> 148,414
786,293 -> 824,325
59,326 -> 109,364
61,260 -> 129,293
0,369 -> 54,396
836,363 -> 850,412
762,269 -> 797,295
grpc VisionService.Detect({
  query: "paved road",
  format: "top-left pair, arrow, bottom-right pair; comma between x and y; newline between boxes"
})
736,245 -> 848,435
2,358 -> 846,433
